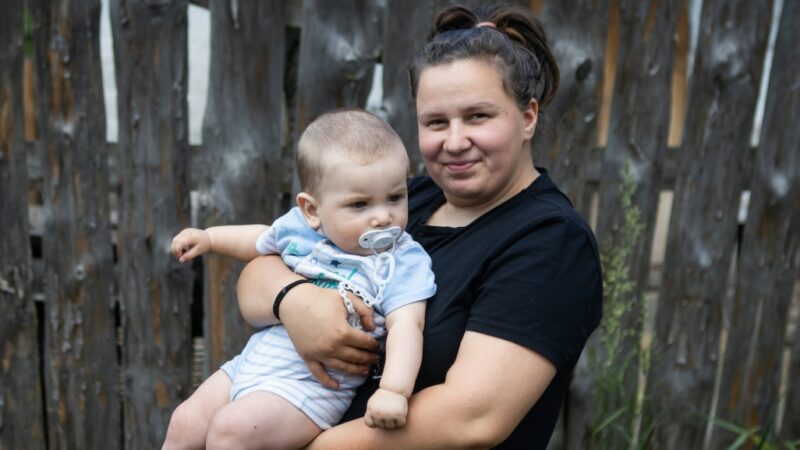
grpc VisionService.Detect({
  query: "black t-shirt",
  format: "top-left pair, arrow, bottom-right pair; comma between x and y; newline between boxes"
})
342,169 -> 603,449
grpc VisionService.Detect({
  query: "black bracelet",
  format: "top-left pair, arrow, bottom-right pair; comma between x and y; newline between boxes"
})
273,279 -> 311,321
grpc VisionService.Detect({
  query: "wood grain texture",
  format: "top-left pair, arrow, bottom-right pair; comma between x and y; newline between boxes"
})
650,1 -> 773,448
715,0 -> 800,444
199,0 -> 286,373
33,1 -> 121,448
533,0 -> 610,217
0,1 -> 46,448
110,0 -> 194,447
295,0 -> 381,131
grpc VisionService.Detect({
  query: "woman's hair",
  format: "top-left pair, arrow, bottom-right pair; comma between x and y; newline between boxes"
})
297,109 -> 407,193
409,4 -> 560,110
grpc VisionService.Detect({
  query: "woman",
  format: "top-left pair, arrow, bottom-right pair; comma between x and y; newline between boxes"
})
237,5 -> 602,449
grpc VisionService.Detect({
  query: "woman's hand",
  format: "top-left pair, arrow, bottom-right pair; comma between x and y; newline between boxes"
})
237,256 -> 380,388
280,284 -> 381,388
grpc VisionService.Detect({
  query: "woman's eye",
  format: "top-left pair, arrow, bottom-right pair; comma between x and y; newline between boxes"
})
426,119 -> 446,128
468,113 -> 488,121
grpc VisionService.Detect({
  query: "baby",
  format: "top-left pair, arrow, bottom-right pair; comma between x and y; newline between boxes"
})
166,109 -> 435,449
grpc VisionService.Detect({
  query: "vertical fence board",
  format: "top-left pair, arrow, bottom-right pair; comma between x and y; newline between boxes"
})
531,3 -> 611,448
597,0 -> 677,312
717,0 -> 800,442
788,284 -> 800,440
382,0 -> 432,174
295,0 -> 381,132
590,0 -> 678,447
650,1 -> 772,449
110,1 -> 193,447
198,0 -> 286,373
33,1 -> 121,448
533,0 -> 609,217
0,2 -> 46,448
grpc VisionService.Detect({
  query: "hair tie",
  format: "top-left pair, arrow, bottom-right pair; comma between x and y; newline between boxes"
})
475,21 -> 497,28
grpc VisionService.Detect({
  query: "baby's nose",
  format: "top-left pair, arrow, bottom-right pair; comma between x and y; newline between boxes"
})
371,210 -> 392,227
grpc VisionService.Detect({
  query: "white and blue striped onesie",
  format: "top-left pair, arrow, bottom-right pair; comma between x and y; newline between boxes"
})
220,207 -> 436,429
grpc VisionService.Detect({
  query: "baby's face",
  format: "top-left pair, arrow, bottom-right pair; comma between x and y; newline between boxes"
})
314,153 -> 409,256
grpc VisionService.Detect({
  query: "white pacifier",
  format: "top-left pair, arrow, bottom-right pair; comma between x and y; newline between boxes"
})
358,226 -> 401,254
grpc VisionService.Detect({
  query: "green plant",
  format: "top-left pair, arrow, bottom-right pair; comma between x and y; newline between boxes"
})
709,415 -> 800,450
588,161 -> 650,450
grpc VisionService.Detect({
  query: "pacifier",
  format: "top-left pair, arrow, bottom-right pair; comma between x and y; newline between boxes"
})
358,226 -> 401,254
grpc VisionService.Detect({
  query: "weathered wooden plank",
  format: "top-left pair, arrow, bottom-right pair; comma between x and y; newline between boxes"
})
198,0 -> 286,373
110,0 -> 194,447
0,2 -> 46,448
583,0 -> 678,447
716,0 -> 800,443
531,3 -> 611,448
787,280 -> 800,441
382,0 -> 433,174
533,0 -> 610,217
596,0 -> 678,309
32,1 -> 121,448
295,0 -> 382,132
649,1 -> 772,449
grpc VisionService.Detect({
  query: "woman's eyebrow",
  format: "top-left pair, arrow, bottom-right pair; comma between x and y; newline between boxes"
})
463,102 -> 497,111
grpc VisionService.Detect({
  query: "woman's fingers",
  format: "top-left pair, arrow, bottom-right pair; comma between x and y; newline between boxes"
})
349,294 -> 376,331
305,360 -> 339,389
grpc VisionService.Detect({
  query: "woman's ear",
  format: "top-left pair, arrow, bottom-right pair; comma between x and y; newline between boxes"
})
522,98 -> 539,140
296,192 -> 321,230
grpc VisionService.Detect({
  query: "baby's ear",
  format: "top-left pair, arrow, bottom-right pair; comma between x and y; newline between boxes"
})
296,192 -> 321,230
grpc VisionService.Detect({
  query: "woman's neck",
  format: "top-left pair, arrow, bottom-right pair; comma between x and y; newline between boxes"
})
428,167 -> 540,227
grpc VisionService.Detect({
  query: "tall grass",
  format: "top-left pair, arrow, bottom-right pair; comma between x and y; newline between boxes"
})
588,162 -> 651,450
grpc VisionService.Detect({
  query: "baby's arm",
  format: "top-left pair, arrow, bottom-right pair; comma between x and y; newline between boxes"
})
364,301 -> 426,429
171,225 -> 269,262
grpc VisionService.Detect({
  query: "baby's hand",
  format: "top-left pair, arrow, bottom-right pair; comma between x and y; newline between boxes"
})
364,388 -> 408,430
171,228 -> 210,262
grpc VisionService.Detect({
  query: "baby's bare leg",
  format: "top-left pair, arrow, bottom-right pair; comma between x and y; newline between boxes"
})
206,391 -> 322,450
162,370 -> 232,450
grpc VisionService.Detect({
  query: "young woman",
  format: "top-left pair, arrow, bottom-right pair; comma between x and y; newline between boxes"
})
232,5 -> 600,449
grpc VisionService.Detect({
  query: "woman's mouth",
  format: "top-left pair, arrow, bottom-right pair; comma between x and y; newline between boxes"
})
443,160 -> 477,173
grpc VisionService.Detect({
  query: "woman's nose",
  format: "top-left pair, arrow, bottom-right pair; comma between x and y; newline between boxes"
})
443,123 -> 470,153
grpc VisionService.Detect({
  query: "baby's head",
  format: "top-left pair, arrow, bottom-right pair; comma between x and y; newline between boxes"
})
295,109 -> 410,256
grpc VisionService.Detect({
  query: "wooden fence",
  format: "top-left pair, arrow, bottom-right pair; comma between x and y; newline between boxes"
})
1,0 -> 798,449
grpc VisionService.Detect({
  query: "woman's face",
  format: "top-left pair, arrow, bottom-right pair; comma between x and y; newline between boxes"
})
416,58 -> 539,209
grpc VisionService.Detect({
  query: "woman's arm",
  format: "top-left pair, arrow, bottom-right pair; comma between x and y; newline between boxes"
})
307,330 -> 556,449
236,256 -> 381,387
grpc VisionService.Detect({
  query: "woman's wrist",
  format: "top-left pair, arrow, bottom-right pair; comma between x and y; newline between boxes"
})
273,279 -> 312,321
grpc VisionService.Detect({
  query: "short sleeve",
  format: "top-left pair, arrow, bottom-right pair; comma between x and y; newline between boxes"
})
255,227 -> 280,255
466,217 -> 602,371
379,235 -> 437,316
255,207 -> 321,257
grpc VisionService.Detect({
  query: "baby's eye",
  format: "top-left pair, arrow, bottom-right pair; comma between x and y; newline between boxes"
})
388,194 -> 404,203
350,201 -> 368,209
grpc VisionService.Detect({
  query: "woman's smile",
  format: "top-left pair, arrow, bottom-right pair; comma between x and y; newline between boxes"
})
442,159 -> 479,174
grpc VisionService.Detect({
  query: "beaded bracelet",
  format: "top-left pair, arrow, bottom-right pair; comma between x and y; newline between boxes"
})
273,279 -> 311,321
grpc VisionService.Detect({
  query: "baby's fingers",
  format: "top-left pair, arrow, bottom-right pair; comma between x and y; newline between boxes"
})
178,244 -> 203,263
171,234 -> 198,261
